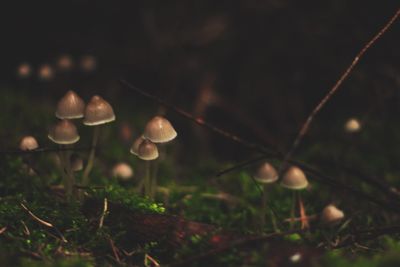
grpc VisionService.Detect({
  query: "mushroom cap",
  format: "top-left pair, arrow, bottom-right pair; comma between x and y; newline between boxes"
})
57,55 -> 74,71
17,63 -> 32,78
112,162 -> 134,180
137,140 -> 159,160
38,64 -> 54,81
281,166 -> 309,190
345,118 -> 361,133
19,136 -> 39,151
130,136 -> 145,156
321,204 -> 344,225
56,90 -> 85,119
48,120 -> 80,145
254,162 -> 278,184
143,116 -> 177,143
83,95 -> 115,126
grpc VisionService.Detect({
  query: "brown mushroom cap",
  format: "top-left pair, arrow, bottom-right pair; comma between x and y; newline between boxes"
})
281,166 -> 309,190
143,116 -> 177,143
48,120 -> 80,145
56,90 -> 85,119
137,139 -> 159,160
19,136 -> 39,151
83,95 -> 115,126
130,136 -> 145,156
321,204 -> 344,225
70,154 -> 83,172
254,162 -> 278,184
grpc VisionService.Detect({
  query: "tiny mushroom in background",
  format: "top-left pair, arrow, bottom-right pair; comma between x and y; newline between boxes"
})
345,118 -> 361,133
57,54 -> 74,71
48,120 -> 80,198
112,162 -> 134,181
56,90 -> 85,120
82,95 -> 116,186
321,204 -> 344,225
38,64 -> 54,81
19,136 -> 39,151
80,55 -> 97,72
281,166 -> 310,229
17,63 -> 32,79
254,162 -> 278,231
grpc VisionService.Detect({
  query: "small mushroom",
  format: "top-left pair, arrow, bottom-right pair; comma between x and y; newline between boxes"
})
82,95 -> 116,186
48,120 -> 79,198
254,162 -> 278,231
19,136 -> 39,151
143,116 -> 177,143
281,166 -> 309,229
38,64 -> 54,81
56,90 -> 85,120
321,204 -> 344,225
137,139 -> 159,196
57,55 -> 74,71
17,63 -> 32,79
112,162 -> 134,180
345,118 -> 361,133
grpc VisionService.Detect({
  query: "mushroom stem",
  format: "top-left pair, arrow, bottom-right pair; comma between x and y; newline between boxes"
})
144,161 -> 151,197
64,148 -> 77,200
150,160 -> 159,198
82,126 -> 100,186
260,184 -> 268,230
290,191 -> 297,229
59,146 -> 74,199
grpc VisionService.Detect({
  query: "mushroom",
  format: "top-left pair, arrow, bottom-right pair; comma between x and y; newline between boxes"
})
137,139 -> 159,196
48,120 -> 80,198
80,55 -> 97,73
38,64 -> 54,81
143,116 -> 177,143
19,136 -> 39,151
70,153 -> 83,172
345,118 -> 361,133
142,116 -> 177,198
82,95 -> 115,185
57,55 -> 74,71
17,63 -> 32,79
112,162 -> 134,181
281,166 -> 309,229
321,204 -> 344,225
254,162 -> 278,230
56,90 -> 85,120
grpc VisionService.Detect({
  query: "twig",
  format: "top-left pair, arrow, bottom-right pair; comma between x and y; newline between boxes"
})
20,203 -> 68,243
282,8 -> 400,168
145,254 -> 160,267
20,220 -> 31,236
99,198 -> 108,229
109,238 -> 121,264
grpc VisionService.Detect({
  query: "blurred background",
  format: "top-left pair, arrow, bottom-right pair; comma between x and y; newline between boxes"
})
1,0 -> 400,170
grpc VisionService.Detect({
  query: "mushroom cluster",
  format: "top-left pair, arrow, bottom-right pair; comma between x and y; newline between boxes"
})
130,116 -> 177,198
47,90 -> 115,199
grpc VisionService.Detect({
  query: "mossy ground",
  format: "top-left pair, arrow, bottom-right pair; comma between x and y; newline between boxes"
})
2,87 -> 400,267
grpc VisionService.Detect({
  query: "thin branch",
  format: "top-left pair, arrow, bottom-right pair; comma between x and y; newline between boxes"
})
0,146 -> 92,155
99,198 -> 108,229
282,8 -> 400,167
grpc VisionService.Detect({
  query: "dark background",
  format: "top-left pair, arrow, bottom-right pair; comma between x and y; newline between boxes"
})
2,0 -> 400,162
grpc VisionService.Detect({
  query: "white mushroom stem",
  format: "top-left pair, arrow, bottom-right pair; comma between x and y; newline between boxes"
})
59,146 -> 75,199
290,191 -> 297,229
144,161 -> 151,197
82,126 -> 100,186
